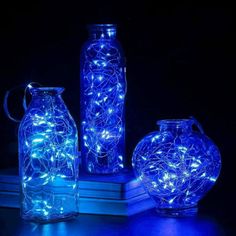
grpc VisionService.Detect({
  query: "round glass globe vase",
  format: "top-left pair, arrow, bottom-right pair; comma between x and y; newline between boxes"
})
132,119 -> 221,217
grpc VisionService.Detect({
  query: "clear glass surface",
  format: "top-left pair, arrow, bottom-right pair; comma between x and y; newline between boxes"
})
80,24 -> 126,174
132,119 -> 221,216
18,87 -> 79,222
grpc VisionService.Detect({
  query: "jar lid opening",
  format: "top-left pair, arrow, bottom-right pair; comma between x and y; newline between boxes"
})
88,24 -> 117,30
87,24 -> 117,38
157,119 -> 194,127
30,87 -> 64,95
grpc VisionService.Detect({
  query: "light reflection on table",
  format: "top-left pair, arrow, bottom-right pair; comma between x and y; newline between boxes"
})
0,208 -> 226,236
130,211 -> 225,236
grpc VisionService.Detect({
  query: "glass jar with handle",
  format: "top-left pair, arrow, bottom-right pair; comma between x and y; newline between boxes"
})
132,118 -> 221,217
5,85 -> 79,222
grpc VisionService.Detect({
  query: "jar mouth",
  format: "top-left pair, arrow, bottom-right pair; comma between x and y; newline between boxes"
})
87,24 -> 117,38
30,87 -> 64,95
88,24 -> 117,30
157,119 -> 194,127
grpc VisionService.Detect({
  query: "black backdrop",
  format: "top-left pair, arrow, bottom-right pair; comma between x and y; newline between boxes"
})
0,1 -> 236,225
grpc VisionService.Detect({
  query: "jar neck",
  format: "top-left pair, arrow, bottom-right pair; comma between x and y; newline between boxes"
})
29,87 -> 65,107
31,94 -> 62,102
88,24 -> 117,40
30,87 -> 64,96
158,119 -> 193,134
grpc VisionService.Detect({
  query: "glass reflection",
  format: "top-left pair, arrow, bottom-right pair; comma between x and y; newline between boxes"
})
15,211 -> 225,236
131,212 -> 225,236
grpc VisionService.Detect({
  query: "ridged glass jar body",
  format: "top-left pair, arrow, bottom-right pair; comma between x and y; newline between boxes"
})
19,87 -> 79,222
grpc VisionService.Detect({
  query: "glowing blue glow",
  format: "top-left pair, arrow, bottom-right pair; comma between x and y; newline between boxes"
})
18,87 -> 79,222
132,119 -> 221,216
209,177 -> 217,182
32,138 -> 44,143
80,24 -> 126,174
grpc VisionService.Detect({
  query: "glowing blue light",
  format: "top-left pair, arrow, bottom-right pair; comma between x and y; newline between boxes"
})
152,181 -> 157,187
81,24 -> 126,174
201,173 -> 206,177
141,156 -> 147,161
31,153 -> 37,158
169,198 -> 175,204
18,87 -> 79,222
191,163 -> 200,168
163,173 -> 169,180
132,119 -> 221,216
40,173 -> 48,179
32,138 -> 44,143
27,84 -> 33,89
209,177 -> 217,182
151,135 -> 160,142
108,108 -> 113,114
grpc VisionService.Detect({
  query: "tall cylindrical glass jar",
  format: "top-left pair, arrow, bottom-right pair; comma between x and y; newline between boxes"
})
18,87 -> 79,222
80,24 -> 126,174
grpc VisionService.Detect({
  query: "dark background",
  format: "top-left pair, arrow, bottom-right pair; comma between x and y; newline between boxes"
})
0,1 -> 235,232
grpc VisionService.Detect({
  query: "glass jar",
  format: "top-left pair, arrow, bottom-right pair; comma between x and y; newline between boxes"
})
80,24 -> 126,174
132,119 -> 221,217
18,87 -> 79,222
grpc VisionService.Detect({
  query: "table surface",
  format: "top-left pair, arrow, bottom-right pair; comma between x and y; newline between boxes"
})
0,207 -> 235,236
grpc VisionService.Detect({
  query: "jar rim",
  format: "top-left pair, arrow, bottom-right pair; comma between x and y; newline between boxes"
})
30,87 -> 64,95
157,119 -> 194,126
88,24 -> 117,29
87,24 -> 117,34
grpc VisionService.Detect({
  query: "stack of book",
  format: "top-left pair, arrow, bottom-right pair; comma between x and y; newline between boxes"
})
0,168 -> 154,216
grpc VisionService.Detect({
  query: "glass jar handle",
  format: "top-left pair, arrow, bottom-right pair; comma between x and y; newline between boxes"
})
190,116 -> 205,134
4,82 -> 41,123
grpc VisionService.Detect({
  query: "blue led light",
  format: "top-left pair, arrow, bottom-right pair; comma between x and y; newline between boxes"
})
132,119 -> 221,216
80,24 -> 126,174
18,87 -> 79,222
